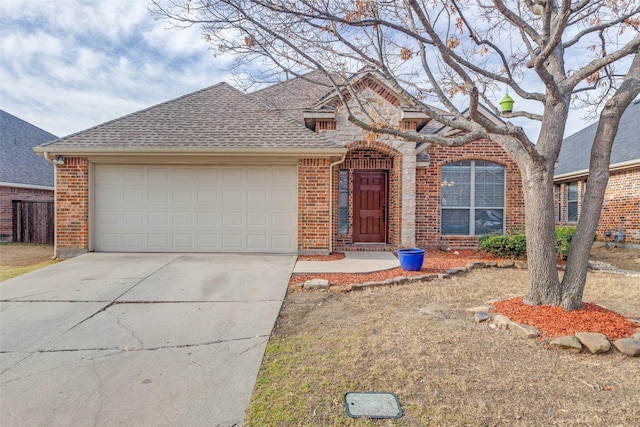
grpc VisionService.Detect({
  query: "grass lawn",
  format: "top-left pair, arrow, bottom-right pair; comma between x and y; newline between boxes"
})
0,243 -> 58,282
245,267 -> 640,426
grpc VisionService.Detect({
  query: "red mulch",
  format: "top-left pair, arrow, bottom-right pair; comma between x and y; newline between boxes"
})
492,297 -> 639,341
292,249 -> 639,341
290,249 -> 500,287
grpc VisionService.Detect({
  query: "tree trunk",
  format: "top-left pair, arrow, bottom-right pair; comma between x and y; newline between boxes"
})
522,160 -> 562,306
561,53 -> 640,311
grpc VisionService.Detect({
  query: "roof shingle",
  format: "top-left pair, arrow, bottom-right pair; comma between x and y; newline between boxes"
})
555,99 -> 640,176
37,82 -> 342,152
1,110 -> 56,187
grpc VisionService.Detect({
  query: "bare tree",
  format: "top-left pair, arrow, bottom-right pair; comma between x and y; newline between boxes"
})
150,0 -> 640,310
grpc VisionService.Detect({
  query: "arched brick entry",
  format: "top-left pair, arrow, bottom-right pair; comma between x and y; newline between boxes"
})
333,141 -> 402,250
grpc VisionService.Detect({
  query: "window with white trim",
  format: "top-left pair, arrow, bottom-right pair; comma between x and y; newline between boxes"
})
441,160 -> 505,235
567,182 -> 579,222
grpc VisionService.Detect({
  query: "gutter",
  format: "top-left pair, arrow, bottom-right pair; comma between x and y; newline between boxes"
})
554,159 -> 640,181
328,152 -> 347,254
33,147 -> 348,157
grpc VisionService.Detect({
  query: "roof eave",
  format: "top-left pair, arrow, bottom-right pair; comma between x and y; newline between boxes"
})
34,146 -> 347,157
554,158 -> 640,181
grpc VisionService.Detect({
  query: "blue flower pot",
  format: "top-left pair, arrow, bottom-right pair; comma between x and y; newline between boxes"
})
398,248 -> 425,271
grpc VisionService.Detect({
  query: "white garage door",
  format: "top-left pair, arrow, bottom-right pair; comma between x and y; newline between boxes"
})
93,164 -> 297,253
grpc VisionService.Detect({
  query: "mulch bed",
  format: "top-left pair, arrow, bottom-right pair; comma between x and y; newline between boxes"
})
492,297 -> 639,341
290,249 -> 501,287
291,249 -> 639,341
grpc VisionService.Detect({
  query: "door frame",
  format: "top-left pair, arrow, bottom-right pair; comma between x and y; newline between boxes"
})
353,170 -> 388,243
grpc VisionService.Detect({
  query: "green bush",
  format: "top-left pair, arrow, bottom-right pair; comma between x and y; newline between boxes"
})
479,226 -> 577,259
554,226 -> 577,259
478,233 -> 527,258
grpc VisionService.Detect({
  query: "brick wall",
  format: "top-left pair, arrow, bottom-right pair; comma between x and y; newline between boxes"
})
298,158 -> 331,254
55,157 -> 89,258
416,139 -> 525,249
598,167 -> 640,244
0,186 -> 54,242
556,166 -> 640,245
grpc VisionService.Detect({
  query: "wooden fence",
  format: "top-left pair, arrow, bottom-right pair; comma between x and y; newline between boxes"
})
12,201 -> 54,244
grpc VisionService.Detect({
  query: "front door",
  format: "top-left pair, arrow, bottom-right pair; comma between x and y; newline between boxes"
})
353,171 -> 388,243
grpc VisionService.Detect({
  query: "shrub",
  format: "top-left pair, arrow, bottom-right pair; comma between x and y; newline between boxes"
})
479,226 -> 577,259
555,226 -> 576,259
478,233 -> 527,259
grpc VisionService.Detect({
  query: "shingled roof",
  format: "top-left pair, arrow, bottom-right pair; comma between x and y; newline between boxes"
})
35,82 -> 343,155
555,99 -> 640,178
1,110 -> 56,188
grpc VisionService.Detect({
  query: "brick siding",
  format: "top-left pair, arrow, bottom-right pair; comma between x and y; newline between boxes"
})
416,139 -> 525,249
298,158 -> 331,253
55,157 -> 89,257
556,166 -> 640,245
0,186 -> 54,242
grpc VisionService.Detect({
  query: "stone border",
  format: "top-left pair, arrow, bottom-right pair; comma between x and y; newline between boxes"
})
467,304 -> 640,358
297,259 -> 640,293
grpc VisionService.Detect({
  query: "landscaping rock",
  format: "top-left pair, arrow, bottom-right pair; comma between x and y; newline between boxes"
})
395,276 -> 410,285
445,267 -> 467,275
466,305 -> 491,314
493,314 -> 512,329
613,338 -> 640,357
475,312 -> 490,323
496,261 -> 514,268
304,279 -> 330,290
484,261 -> 498,267
466,261 -> 486,270
510,322 -> 539,338
514,261 -> 528,269
329,285 -> 346,293
575,332 -> 611,354
633,331 -> 640,340
549,335 -> 582,353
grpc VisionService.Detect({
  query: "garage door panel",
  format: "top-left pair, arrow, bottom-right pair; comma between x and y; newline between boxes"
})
94,165 -> 297,252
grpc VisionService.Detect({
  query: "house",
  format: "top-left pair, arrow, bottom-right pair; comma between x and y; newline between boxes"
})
34,73 -> 525,258
1,110 -> 57,243
554,98 -> 640,246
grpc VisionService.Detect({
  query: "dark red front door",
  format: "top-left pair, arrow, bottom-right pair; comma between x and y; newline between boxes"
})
353,171 -> 387,243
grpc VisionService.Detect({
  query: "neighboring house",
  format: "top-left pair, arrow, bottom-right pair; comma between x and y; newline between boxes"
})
0,110 -> 56,243
34,73 -> 525,258
554,98 -> 640,247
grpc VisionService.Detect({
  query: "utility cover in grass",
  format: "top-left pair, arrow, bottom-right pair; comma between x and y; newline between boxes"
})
344,392 -> 402,419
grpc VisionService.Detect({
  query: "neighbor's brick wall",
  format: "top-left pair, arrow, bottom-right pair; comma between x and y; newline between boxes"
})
557,167 -> 640,245
416,139 -> 525,249
55,157 -> 89,256
0,186 -> 54,242
598,167 -> 640,244
298,158 -> 331,254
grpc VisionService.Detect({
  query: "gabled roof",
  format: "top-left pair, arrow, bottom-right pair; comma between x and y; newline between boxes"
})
250,70 -> 335,117
1,110 -> 56,188
555,99 -> 640,178
35,82 -> 344,156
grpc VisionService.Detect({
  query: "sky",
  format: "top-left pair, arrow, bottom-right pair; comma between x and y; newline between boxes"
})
0,0 -> 627,140
1,0 -> 232,137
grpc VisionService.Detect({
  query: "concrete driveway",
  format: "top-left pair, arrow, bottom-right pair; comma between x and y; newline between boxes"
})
0,253 -> 296,427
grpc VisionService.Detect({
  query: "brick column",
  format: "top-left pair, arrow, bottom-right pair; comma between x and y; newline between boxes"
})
55,157 -> 89,258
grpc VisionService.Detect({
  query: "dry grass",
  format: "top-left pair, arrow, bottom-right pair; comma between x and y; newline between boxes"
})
0,243 -> 58,282
245,268 -> 640,426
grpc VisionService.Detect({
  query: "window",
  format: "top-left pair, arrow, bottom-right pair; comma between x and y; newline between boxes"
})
338,170 -> 348,234
555,184 -> 562,222
567,182 -> 579,222
441,160 -> 505,235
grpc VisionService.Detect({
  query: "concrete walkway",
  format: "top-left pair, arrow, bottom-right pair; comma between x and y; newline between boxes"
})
293,251 -> 400,273
0,253 -> 296,427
